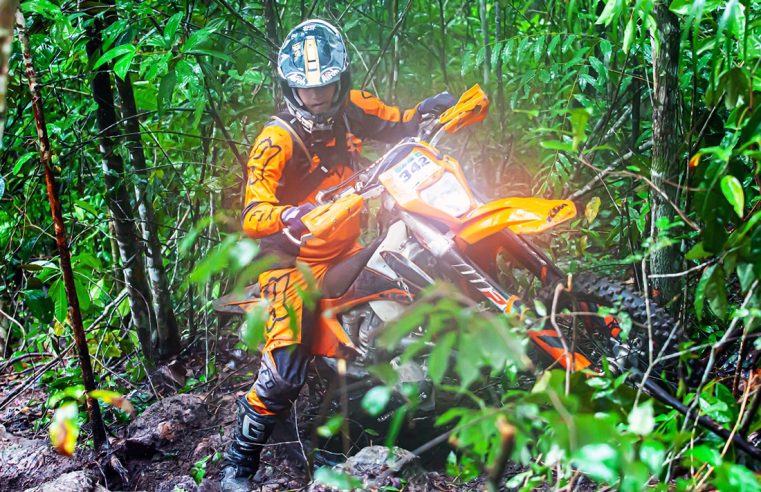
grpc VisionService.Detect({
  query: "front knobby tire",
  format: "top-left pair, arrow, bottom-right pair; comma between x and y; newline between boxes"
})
538,272 -> 681,375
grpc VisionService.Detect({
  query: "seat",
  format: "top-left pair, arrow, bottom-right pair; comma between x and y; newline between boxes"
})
321,237 -> 383,299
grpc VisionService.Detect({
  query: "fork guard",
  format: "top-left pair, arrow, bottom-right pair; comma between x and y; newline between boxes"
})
456,197 -> 576,245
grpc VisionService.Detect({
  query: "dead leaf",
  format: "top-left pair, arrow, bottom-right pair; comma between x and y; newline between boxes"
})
689,153 -> 701,169
157,421 -> 175,441
89,389 -> 135,416
49,402 -> 79,457
584,196 -> 601,224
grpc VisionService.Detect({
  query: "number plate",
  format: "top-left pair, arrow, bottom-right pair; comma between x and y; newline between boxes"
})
392,151 -> 440,190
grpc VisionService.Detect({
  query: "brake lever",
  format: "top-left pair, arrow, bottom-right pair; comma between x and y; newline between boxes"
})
283,228 -> 314,246
418,115 -> 443,142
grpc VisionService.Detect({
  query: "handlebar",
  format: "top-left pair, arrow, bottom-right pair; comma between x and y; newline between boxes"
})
282,84 -> 489,245
316,140 -> 426,205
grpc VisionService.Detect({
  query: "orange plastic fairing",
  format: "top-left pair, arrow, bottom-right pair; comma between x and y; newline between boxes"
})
439,84 -> 489,134
311,312 -> 358,358
311,288 -> 410,358
302,193 -> 364,241
456,198 -> 576,245
528,330 -> 592,371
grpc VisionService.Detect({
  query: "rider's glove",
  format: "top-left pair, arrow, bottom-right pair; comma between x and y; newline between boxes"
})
418,91 -> 457,118
281,203 -> 316,238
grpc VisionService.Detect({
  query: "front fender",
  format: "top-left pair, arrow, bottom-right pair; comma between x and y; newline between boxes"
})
456,197 -> 576,245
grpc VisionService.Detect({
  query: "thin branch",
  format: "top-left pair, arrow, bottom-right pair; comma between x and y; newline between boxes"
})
209,0 -> 278,53
567,140 -> 653,200
360,0 -> 413,90
0,344 -> 74,411
577,155 -> 701,231
648,260 -> 715,279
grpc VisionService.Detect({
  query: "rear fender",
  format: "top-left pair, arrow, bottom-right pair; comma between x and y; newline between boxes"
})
211,284 -> 263,315
456,197 -> 576,245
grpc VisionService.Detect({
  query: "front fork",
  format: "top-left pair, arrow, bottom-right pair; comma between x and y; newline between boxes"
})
401,212 -> 592,371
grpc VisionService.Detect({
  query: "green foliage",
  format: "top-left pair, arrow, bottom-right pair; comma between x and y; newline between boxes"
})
5,0 -> 761,488
190,452 -> 221,485
361,386 -> 392,417
317,415 -> 345,438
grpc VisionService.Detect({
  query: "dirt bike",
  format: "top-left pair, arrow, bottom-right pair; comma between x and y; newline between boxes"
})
214,85 -> 761,460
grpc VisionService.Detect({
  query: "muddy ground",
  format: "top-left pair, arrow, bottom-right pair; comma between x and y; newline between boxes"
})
1,337 -> 526,491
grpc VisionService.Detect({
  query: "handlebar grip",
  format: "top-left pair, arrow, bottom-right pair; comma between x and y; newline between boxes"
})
302,193 -> 364,240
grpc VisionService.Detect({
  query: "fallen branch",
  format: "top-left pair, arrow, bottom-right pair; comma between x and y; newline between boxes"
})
0,343 -> 74,411
567,140 -> 653,200
486,416 -> 516,492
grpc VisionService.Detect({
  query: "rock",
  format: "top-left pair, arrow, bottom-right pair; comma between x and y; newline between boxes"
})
22,470 -> 108,492
308,446 -> 428,491
154,360 -> 189,389
155,475 -> 196,492
192,434 -> 223,459
155,475 -> 219,492
0,425 -> 93,491
126,394 -> 209,454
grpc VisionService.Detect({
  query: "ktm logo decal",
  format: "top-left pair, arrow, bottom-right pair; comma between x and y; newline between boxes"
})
546,203 -> 568,222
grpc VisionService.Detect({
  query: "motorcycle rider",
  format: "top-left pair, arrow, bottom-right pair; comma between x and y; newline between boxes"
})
221,18 -> 456,490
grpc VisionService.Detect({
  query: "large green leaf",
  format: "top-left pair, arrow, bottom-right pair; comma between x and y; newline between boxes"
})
694,264 -> 716,321
157,69 -> 177,115
640,439 -> 666,476
724,67 -> 750,109
428,331 -> 455,385
669,0 -> 721,16
361,386 -> 391,417
313,467 -> 362,491
113,49 -> 137,80
628,400 -> 655,436
706,268 -> 728,321
623,16 -> 636,54
93,44 -> 135,70
49,279 -> 68,323
572,443 -> 620,483
570,108 -> 590,150
163,12 -> 184,45
596,0 -> 622,26
720,175 -> 744,218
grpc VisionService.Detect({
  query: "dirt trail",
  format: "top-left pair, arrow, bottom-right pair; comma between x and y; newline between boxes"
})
1,339 -> 497,491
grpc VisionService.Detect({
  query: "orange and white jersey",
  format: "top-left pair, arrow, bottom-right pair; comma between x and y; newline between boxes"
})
241,90 -> 422,239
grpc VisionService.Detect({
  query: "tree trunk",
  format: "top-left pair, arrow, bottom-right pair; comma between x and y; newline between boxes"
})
436,0 -> 450,90
649,2 -> 682,304
263,0 -> 282,108
84,16 -> 157,361
494,0 -> 504,129
0,0 -> 18,140
17,11 -> 107,449
389,0 -> 399,102
478,0 -> 491,88
115,74 -> 180,360
632,72 -> 641,150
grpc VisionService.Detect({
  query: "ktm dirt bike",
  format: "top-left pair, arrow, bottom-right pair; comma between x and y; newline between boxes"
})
215,85 -> 761,460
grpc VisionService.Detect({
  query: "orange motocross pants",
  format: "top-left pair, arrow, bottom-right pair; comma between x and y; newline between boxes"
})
245,244 -> 361,416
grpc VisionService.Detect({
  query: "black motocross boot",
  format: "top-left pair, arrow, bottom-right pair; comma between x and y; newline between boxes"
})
220,397 -> 277,492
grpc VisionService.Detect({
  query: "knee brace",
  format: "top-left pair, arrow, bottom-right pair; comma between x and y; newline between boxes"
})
252,346 -> 310,415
